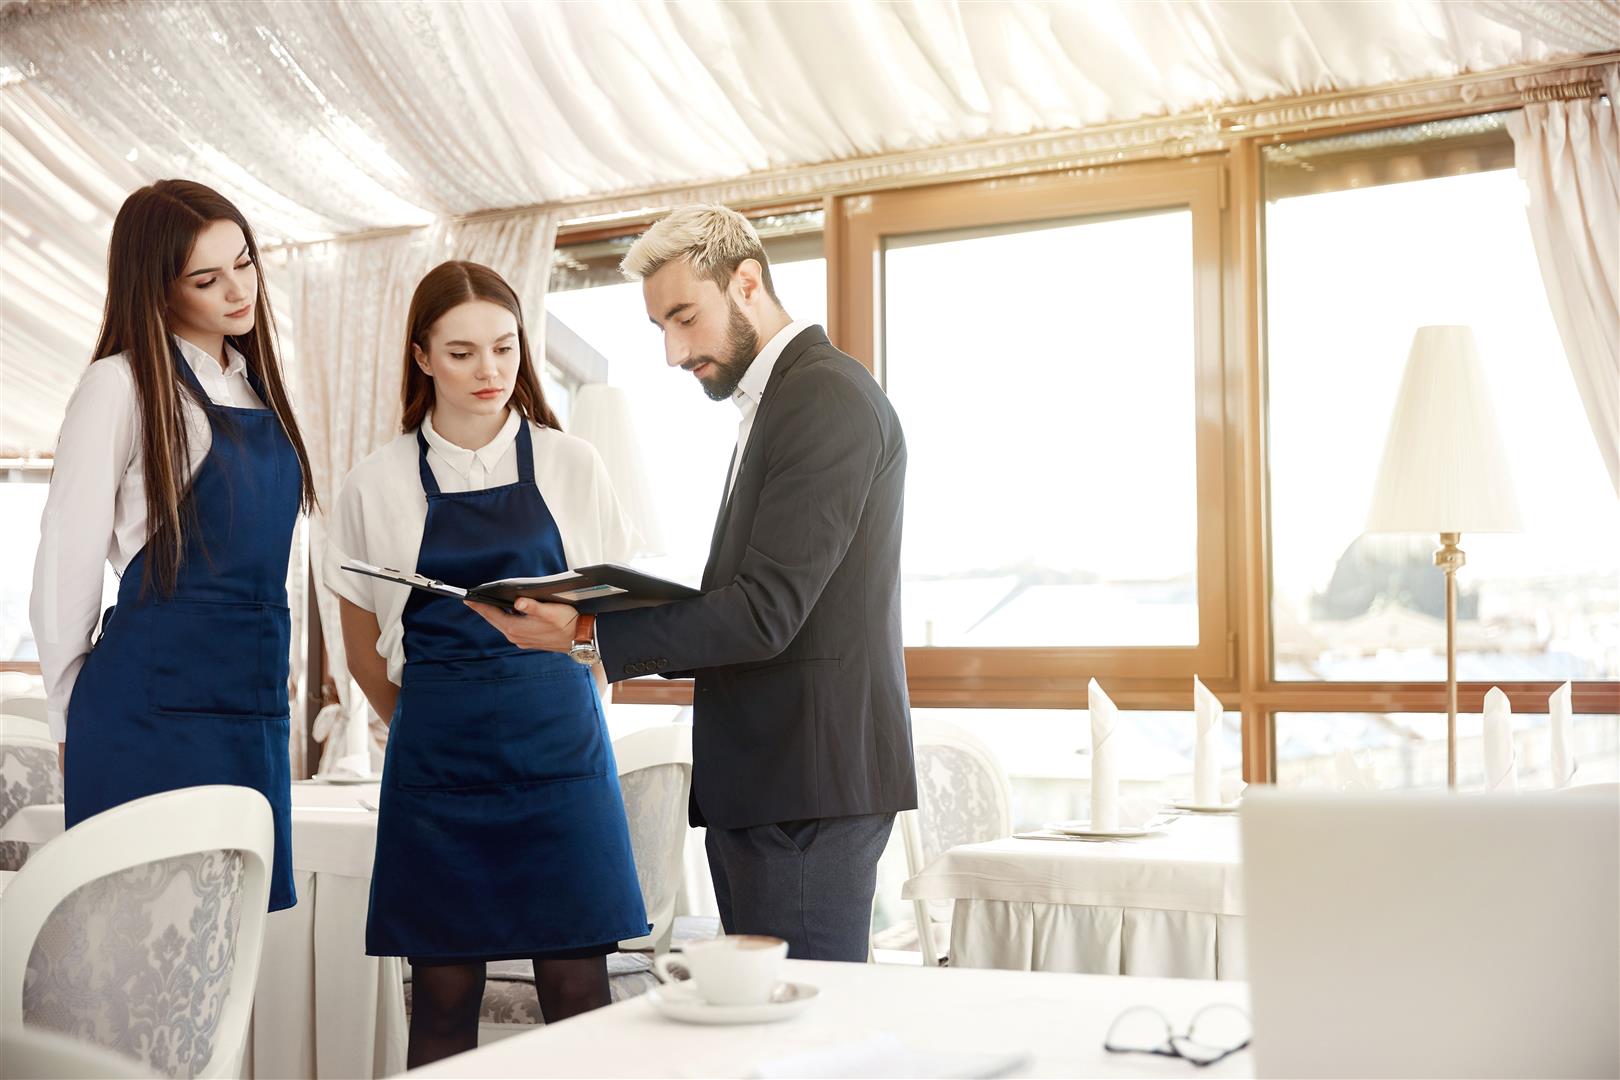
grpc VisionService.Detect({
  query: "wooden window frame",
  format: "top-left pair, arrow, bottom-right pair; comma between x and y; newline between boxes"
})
830,160 -> 1235,707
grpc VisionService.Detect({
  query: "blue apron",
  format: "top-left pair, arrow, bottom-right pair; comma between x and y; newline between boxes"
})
365,419 -> 649,960
65,342 -> 300,911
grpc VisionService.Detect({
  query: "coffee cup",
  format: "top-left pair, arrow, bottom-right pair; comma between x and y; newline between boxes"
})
652,934 -> 788,1005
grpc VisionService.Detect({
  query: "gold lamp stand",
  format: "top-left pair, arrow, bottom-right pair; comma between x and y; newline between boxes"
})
1434,532 -> 1466,790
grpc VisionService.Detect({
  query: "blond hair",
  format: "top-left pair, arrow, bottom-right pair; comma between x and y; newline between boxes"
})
620,204 -> 778,300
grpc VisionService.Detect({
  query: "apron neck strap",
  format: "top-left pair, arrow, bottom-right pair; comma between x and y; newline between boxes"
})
416,414 -> 533,496
513,416 -> 535,485
170,338 -> 207,399
415,427 -> 440,496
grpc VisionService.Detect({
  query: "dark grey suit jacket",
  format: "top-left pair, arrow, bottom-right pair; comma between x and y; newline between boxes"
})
597,326 -> 917,829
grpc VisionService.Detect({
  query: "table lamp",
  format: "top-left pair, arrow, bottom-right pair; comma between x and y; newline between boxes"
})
1365,325 -> 1521,788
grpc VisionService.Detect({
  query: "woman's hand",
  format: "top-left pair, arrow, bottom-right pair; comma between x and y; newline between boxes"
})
465,598 -> 578,653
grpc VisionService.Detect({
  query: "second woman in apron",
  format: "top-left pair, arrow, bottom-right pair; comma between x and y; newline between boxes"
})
326,261 -> 648,1067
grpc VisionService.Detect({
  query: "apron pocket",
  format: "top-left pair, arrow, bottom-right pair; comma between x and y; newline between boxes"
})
394,670 -> 607,792
144,599 -> 291,716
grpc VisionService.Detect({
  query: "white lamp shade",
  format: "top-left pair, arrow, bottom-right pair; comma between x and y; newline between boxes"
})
569,384 -> 666,557
1366,325 -> 1522,534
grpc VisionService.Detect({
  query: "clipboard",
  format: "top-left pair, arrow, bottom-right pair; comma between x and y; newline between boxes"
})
341,560 -> 700,614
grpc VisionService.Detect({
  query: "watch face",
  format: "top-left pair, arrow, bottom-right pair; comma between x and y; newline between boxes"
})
570,645 -> 600,665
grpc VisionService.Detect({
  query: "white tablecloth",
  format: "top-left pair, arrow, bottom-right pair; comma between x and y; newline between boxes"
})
0,784 -> 406,1079
903,814 -> 1246,979
248,781 -> 405,1080
408,959 -> 1253,1078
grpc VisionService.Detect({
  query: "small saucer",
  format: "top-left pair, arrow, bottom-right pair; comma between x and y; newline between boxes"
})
1168,799 -> 1242,814
313,775 -> 377,785
1041,819 -> 1167,838
647,980 -> 818,1025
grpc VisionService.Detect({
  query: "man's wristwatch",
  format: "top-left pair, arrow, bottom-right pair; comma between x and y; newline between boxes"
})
568,613 -> 599,665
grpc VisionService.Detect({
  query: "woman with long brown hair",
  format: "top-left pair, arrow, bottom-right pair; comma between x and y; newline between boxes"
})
324,260 -> 647,1066
30,179 -> 316,911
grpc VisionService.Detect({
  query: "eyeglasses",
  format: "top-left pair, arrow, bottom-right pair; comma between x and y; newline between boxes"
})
1104,1003 -> 1252,1067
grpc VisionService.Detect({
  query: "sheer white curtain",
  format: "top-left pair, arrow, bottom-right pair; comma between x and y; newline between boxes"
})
270,230 -> 438,756
1507,67 -> 1620,495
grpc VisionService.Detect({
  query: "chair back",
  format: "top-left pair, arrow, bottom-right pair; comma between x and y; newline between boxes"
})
1243,791 -> 1618,1078
0,785 -> 273,1079
612,724 -> 693,954
0,672 -> 42,698
899,716 -> 1013,966
0,716 -> 62,871
903,716 -> 1013,871
0,1026 -> 159,1079
0,697 -> 47,725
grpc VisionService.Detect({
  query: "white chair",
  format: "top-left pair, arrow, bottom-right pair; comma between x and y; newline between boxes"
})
613,723 -> 695,955
0,786 -> 274,1078
0,696 -> 47,725
0,1026 -> 158,1079
0,673 -> 42,699
0,716 -> 63,872
900,716 -> 1014,966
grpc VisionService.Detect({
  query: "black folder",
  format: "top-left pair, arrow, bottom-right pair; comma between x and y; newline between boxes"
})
341,559 -> 699,614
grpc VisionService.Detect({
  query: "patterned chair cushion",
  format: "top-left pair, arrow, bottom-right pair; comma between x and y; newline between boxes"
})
24,850 -> 247,1079
0,742 -> 64,870
916,743 -> 1004,865
402,953 -> 659,1026
617,762 -> 687,947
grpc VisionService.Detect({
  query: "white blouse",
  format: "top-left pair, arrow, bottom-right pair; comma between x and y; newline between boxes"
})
323,409 -> 636,686
30,336 -> 265,742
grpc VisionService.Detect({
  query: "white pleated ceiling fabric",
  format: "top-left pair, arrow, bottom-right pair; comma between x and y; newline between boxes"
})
1,0 -> 1614,452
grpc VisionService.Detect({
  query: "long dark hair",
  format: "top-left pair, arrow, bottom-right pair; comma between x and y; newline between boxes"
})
91,179 -> 316,596
400,261 -> 560,433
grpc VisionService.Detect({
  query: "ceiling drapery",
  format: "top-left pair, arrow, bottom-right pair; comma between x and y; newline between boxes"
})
2,0 -> 1616,452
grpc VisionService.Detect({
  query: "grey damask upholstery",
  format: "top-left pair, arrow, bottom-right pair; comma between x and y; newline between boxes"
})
402,953 -> 659,1026
617,762 -> 686,948
23,851 -> 246,1079
0,741 -> 63,870
915,743 -> 1009,865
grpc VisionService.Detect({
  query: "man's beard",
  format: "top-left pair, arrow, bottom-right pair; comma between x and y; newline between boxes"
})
689,298 -> 760,401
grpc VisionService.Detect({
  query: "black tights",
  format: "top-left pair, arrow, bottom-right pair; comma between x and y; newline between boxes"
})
407,956 -> 612,1068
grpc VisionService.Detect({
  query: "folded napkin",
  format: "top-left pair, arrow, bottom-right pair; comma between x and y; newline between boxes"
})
1089,679 -> 1119,831
752,1033 -> 1029,1079
1193,676 -> 1223,806
1549,681 -> 1576,788
1335,749 -> 1374,792
314,701 -> 374,779
1483,687 -> 1517,793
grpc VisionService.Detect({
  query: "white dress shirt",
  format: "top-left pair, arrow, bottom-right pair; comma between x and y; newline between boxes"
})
30,336 -> 266,742
725,320 -> 811,499
323,410 -> 636,686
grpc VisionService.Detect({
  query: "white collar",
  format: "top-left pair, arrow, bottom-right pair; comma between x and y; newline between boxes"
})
421,409 -> 523,480
732,320 -> 812,414
172,334 -> 248,381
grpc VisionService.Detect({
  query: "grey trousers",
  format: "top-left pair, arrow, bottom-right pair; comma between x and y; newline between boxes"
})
705,812 -> 895,962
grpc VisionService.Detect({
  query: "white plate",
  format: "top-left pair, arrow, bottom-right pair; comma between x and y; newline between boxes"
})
1040,819 -> 1167,838
1168,799 -> 1242,814
311,775 -> 377,785
647,980 -> 818,1025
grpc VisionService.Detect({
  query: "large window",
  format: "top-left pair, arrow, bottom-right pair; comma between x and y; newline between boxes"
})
884,210 -> 1198,648
1264,115 -> 1620,685
547,210 -> 825,587
839,163 -> 1232,701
